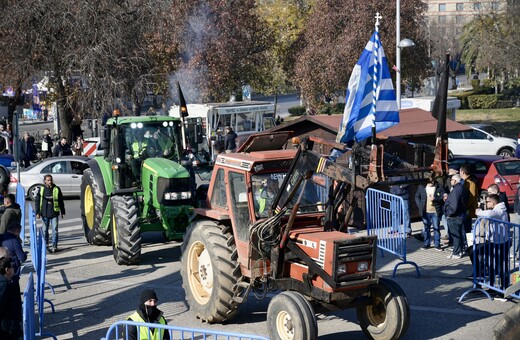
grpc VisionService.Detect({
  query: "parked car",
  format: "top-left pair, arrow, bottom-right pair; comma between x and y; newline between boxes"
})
448,124 -> 517,158
8,156 -> 89,200
449,155 -> 520,207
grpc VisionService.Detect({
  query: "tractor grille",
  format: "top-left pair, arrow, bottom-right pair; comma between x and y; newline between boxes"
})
157,177 -> 193,206
333,235 -> 376,284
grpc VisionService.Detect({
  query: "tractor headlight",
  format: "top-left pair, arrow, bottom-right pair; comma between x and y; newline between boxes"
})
164,191 -> 192,200
357,261 -> 369,272
337,263 -> 347,276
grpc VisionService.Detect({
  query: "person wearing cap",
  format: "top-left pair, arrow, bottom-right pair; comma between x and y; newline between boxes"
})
127,289 -> 169,340
444,174 -> 468,259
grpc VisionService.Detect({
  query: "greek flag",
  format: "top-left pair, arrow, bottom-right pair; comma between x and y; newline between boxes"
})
336,31 -> 398,144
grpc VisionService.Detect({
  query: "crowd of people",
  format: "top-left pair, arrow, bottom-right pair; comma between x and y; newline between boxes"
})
0,124 -> 85,169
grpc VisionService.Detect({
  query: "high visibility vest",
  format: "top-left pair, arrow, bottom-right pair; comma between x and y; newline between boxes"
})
127,312 -> 166,340
132,140 -> 148,157
257,188 -> 266,213
39,186 -> 60,212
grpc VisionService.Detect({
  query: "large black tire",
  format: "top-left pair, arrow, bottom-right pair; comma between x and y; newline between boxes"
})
494,303 -> 520,339
379,278 -> 410,339
80,168 -> 110,245
267,291 -> 318,340
110,195 -> 141,265
180,221 -> 243,323
356,278 -> 409,340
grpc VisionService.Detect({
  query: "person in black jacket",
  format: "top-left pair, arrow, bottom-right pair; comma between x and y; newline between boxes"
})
35,175 -> 65,253
224,126 -> 237,153
127,289 -> 170,340
444,174 -> 468,259
53,137 -> 73,157
19,132 -> 35,168
0,256 -> 22,340
415,177 -> 446,250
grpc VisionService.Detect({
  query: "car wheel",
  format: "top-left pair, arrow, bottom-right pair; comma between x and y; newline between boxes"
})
28,184 -> 43,201
498,148 -> 514,157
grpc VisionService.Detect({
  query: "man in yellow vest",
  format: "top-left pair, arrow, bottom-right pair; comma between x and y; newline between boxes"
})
127,289 -> 169,340
35,174 -> 65,254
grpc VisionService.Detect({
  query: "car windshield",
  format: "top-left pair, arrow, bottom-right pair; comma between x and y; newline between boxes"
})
494,161 -> 520,176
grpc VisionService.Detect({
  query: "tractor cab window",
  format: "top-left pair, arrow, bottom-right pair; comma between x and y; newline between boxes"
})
252,173 -> 283,218
229,171 -> 250,241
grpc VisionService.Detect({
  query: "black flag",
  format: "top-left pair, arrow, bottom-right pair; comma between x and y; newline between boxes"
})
432,53 -> 450,139
177,82 -> 188,118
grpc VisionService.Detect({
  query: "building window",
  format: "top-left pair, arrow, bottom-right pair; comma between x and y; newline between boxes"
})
456,15 -> 465,25
474,2 -> 481,11
456,3 -> 464,11
438,15 -> 446,24
491,2 -> 499,11
439,3 -> 446,11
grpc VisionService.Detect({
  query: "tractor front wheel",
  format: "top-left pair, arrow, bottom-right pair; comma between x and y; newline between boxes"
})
81,168 -> 110,245
356,278 -> 410,340
110,195 -> 141,265
180,220 -> 243,323
267,291 -> 318,340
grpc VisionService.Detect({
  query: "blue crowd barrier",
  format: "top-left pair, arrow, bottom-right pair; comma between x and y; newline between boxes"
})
104,320 -> 269,340
366,188 -> 420,277
460,217 -> 520,302
16,183 -> 27,244
23,272 -> 36,340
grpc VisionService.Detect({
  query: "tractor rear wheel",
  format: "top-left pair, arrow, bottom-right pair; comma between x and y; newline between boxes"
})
267,291 -> 318,340
180,220 -> 243,323
110,195 -> 141,265
356,278 -> 410,340
81,168 -> 110,245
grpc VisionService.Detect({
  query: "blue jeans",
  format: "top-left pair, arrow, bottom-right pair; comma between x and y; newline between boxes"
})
422,212 -> 440,248
447,216 -> 464,255
42,216 -> 59,249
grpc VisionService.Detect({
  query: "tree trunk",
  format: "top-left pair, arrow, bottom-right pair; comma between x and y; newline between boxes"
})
56,75 -> 73,140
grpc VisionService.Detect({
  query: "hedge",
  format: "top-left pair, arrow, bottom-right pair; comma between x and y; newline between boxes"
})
288,105 -> 306,116
467,94 -> 500,109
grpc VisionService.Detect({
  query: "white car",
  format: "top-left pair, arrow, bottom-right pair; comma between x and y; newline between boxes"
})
448,124 -> 517,158
8,156 -> 89,200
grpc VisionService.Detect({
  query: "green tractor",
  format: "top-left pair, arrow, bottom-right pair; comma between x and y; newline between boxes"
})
80,115 -> 197,265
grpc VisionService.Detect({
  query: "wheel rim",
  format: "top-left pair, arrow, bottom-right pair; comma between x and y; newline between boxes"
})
275,310 -> 295,340
29,186 -> 40,200
84,185 -> 94,229
187,241 -> 213,305
366,296 -> 387,326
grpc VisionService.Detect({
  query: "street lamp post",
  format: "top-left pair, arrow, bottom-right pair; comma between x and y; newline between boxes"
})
396,0 -> 415,109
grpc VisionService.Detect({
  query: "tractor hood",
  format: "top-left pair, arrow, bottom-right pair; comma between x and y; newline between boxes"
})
142,157 -> 190,179
237,131 -> 293,153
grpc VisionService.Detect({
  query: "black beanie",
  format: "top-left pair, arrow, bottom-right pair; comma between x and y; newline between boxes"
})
139,289 -> 158,305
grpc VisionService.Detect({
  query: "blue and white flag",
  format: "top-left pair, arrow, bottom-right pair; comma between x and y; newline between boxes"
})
336,31 -> 399,144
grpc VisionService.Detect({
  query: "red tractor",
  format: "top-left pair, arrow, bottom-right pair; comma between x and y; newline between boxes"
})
180,132 -> 411,340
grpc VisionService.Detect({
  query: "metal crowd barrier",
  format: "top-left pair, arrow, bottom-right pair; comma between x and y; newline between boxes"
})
16,183 -> 27,244
459,216 -> 520,302
103,320 -> 269,340
23,273 -> 36,340
366,188 -> 420,277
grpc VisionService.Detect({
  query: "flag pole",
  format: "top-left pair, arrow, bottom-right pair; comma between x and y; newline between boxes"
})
177,82 -> 188,151
371,12 -> 382,145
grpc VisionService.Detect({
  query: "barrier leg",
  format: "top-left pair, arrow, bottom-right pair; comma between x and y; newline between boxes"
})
392,260 -> 420,278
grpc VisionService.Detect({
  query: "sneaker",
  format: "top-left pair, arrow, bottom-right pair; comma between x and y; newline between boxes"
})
434,246 -> 443,252
447,253 -> 453,259
455,253 -> 463,259
406,233 -> 413,238
441,235 -> 449,241
50,247 -> 57,254
421,245 -> 430,250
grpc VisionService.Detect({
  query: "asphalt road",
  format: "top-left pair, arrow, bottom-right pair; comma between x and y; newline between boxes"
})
19,198 -> 517,339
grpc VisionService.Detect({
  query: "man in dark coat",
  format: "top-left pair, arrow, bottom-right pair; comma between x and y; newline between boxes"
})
224,126 -> 237,153
444,174 -> 468,259
0,255 -> 22,340
20,132 -> 36,168
1,223 -> 26,294
53,137 -> 73,157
